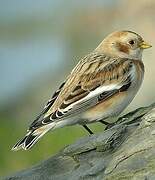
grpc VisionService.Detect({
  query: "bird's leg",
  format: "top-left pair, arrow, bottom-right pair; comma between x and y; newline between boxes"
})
82,125 -> 94,135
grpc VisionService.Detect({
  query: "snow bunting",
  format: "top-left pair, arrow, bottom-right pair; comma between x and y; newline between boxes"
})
12,30 -> 151,150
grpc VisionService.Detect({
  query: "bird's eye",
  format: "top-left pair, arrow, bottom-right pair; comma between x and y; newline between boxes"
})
128,40 -> 135,45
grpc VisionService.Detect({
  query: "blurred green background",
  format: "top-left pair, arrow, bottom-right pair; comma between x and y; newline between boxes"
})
1,0 -> 155,177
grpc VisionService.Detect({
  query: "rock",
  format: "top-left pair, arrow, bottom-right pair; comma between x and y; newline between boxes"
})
3,103 -> 155,180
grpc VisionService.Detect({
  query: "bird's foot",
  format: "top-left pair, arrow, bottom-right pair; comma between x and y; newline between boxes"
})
99,120 -> 116,130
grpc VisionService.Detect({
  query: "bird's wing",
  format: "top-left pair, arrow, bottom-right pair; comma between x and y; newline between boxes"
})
29,53 -> 134,130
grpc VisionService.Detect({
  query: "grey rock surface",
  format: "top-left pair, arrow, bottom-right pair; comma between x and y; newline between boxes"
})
3,103 -> 155,180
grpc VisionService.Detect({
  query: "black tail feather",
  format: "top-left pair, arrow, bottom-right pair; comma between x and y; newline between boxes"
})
12,123 -> 55,151
12,135 -> 28,151
12,130 -> 42,151
24,133 -> 40,150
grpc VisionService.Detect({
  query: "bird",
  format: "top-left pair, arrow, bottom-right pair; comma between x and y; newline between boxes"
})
12,30 -> 151,151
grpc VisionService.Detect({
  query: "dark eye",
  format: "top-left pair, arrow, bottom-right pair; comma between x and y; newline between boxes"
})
128,40 -> 135,45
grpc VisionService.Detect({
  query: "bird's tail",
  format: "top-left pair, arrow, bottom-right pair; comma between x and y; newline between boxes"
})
12,123 -> 55,151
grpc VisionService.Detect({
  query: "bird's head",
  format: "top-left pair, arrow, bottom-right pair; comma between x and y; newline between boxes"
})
96,30 -> 152,59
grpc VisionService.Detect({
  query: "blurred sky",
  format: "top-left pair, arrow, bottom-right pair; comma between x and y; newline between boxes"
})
0,38 -> 65,103
0,0 -> 116,21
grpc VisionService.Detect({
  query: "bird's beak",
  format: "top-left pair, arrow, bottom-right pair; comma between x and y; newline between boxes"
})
140,41 -> 152,49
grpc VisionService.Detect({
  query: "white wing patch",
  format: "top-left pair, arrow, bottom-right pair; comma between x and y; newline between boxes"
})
61,84 -> 121,113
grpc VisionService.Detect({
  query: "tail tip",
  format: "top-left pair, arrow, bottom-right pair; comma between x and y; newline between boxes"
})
11,134 -> 29,151
11,126 -> 51,151
11,144 -> 22,151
